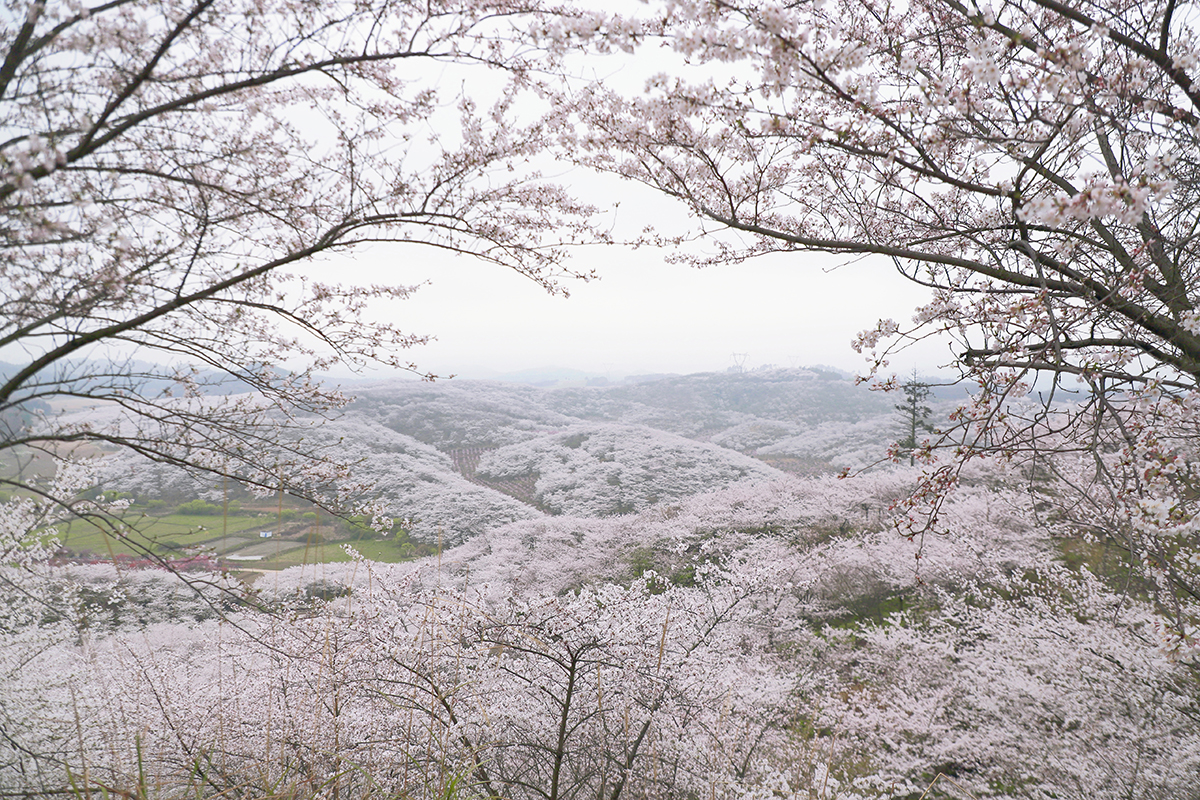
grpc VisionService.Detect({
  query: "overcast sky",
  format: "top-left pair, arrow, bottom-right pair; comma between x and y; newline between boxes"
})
324,167 -> 954,382
295,38 -> 963,384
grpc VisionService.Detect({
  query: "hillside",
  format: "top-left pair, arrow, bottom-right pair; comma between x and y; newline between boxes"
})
96,368 -> 926,546
18,370 -> 1200,800
325,369 -> 905,540
17,456 -> 1200,800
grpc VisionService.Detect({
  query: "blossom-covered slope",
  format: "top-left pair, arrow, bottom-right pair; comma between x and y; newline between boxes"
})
15,465 -> 1198,800
343,368 -> 902,535
474,423 -> 788,516
100,369 -> 908,544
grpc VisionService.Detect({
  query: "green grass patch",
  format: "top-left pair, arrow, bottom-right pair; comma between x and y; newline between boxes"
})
51,500 -> 430,569
254,542 -> 353,569
57,512 -> 270,557
342,539 -> 424,563
248,538 -> 423,570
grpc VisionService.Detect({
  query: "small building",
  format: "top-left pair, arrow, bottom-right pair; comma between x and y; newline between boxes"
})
259,530 -> 273,538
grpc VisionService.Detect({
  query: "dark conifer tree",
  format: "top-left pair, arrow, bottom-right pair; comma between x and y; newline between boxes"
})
896,372 -> 933,466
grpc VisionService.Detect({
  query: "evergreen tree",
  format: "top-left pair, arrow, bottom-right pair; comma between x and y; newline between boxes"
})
895,373 -> 933,466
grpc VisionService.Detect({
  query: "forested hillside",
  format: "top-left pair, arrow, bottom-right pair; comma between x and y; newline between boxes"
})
9,447 -> 1199,799
10,369 -> 1200,799
98,369 -> 899,545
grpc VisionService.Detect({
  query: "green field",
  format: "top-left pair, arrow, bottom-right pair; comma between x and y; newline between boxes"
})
57,512 -> 271,555
244,538 -> 417,569
53,507 -> 421,570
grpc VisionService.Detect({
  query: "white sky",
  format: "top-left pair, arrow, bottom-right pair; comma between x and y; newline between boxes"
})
325,174 -> 954,381
312,46 -> 958,383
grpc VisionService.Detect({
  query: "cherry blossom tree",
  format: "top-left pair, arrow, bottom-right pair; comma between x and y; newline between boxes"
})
21,558 -> 800,800
12,475 -> 1200,799
556,0 -> 1200,657
821,562 -> 1200,799
0,0 -> 600,543
474,422 -> 787,516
